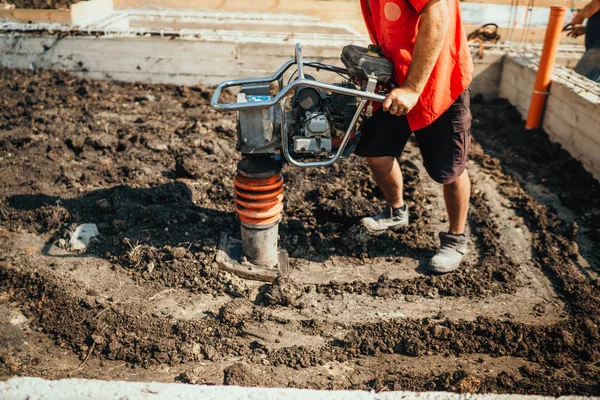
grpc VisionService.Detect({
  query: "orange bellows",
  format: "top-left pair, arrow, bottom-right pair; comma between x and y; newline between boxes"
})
234,173 -> 284,226
525,6 -> 566,130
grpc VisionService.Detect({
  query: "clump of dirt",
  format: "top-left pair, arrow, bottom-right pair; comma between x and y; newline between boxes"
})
260,276 -> 304,307
223,362 -> 263,386
218,298 -> 256,327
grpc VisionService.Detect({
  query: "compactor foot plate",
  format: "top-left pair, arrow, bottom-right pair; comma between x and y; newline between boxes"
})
215,232 -> 288,283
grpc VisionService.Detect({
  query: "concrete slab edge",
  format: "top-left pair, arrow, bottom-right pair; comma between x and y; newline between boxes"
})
0,378 -> 597,400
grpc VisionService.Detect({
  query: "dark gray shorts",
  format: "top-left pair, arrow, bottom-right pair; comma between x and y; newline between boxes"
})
354,89 -> 472,184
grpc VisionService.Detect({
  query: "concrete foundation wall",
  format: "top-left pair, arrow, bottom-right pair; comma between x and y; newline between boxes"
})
0,33 -> 504,98
0,34 -> 346,86
499,55 -> 600,180
470,51 -> 505,99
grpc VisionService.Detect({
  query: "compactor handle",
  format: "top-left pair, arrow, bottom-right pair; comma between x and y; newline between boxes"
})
210,43 -> 386,112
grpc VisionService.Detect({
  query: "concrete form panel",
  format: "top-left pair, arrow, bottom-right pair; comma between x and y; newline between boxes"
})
50,37 -> 238,59
0,35 -> 60,54
470,52 -> 504,99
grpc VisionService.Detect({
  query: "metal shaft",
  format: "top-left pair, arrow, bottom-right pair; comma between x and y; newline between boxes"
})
241,222 -> 279,267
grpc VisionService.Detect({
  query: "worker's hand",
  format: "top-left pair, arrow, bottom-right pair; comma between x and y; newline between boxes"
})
382,86 -> 420,116
571,12 -> 585,26
567,25 -> 586,38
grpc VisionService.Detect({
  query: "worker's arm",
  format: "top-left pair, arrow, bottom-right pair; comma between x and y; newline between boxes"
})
572,0 -> 600,25
383,0 -> 450,116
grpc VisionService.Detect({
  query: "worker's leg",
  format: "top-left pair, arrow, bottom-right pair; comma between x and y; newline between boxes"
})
443,168 -> 470,235
414,88 -> 472,273
353,109 -> 413,233
365,156 -> 404,209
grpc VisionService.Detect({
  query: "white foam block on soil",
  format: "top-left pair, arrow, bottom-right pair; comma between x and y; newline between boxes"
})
69,223 -> 99,251
0,378 -> 595,400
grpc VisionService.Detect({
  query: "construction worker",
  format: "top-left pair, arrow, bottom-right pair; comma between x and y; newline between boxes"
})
355,0 -> 474,274
567,0 -> 600,82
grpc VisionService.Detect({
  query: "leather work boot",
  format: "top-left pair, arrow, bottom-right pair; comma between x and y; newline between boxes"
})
361,205 -> 409,234
429,232 -> 469,274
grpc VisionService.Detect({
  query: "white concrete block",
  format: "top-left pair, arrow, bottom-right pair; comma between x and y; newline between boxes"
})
51,37 -> 238,59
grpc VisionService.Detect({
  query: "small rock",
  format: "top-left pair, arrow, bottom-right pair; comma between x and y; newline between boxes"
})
171,247 -> 188,259
432,324 -> 452,339
91,334 -> 105,345
405,295 -> 418,303
88,133 -> 118,150
153,351 -> 170,363
219,298 -> 255,326
146,262 -> 155,274
134,94 -> 155,102
146,139 -> 168,152
457,374 -> 482,393
108,340 -> 122,355
203,345 -> 217,361
223,362 -> 262,387
583,318 -> 599,339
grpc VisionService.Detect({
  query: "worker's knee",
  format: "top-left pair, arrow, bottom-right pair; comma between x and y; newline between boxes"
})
366,156 -> 395,173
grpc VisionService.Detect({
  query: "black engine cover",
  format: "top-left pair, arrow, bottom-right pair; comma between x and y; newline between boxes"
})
341,45 -> 393,83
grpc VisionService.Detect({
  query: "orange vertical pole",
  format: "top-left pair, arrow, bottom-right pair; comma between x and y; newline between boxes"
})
525,6 -> 567,130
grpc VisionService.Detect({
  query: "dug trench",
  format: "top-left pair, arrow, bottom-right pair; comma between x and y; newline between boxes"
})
0,67 -> 598,395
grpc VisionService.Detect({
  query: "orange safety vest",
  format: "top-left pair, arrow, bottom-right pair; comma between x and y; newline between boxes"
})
361,0 -> 474,131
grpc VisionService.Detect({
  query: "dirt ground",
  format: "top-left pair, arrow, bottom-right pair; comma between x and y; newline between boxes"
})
1,0 -> 82,9
0,67 -> 599,396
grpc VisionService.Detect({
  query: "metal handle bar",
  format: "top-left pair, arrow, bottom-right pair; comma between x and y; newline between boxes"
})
210,43 -> 386,112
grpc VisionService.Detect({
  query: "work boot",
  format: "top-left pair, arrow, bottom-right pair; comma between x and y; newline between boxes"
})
429,232 -> 469,274
361,204 -> 409,234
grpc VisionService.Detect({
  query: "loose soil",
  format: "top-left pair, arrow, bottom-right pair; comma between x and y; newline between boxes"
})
0,67 -> 599,396
1,0 -> 82,9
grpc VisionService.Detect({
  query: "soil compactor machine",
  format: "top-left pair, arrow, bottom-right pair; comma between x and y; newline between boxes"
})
211,43 -> 392,282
